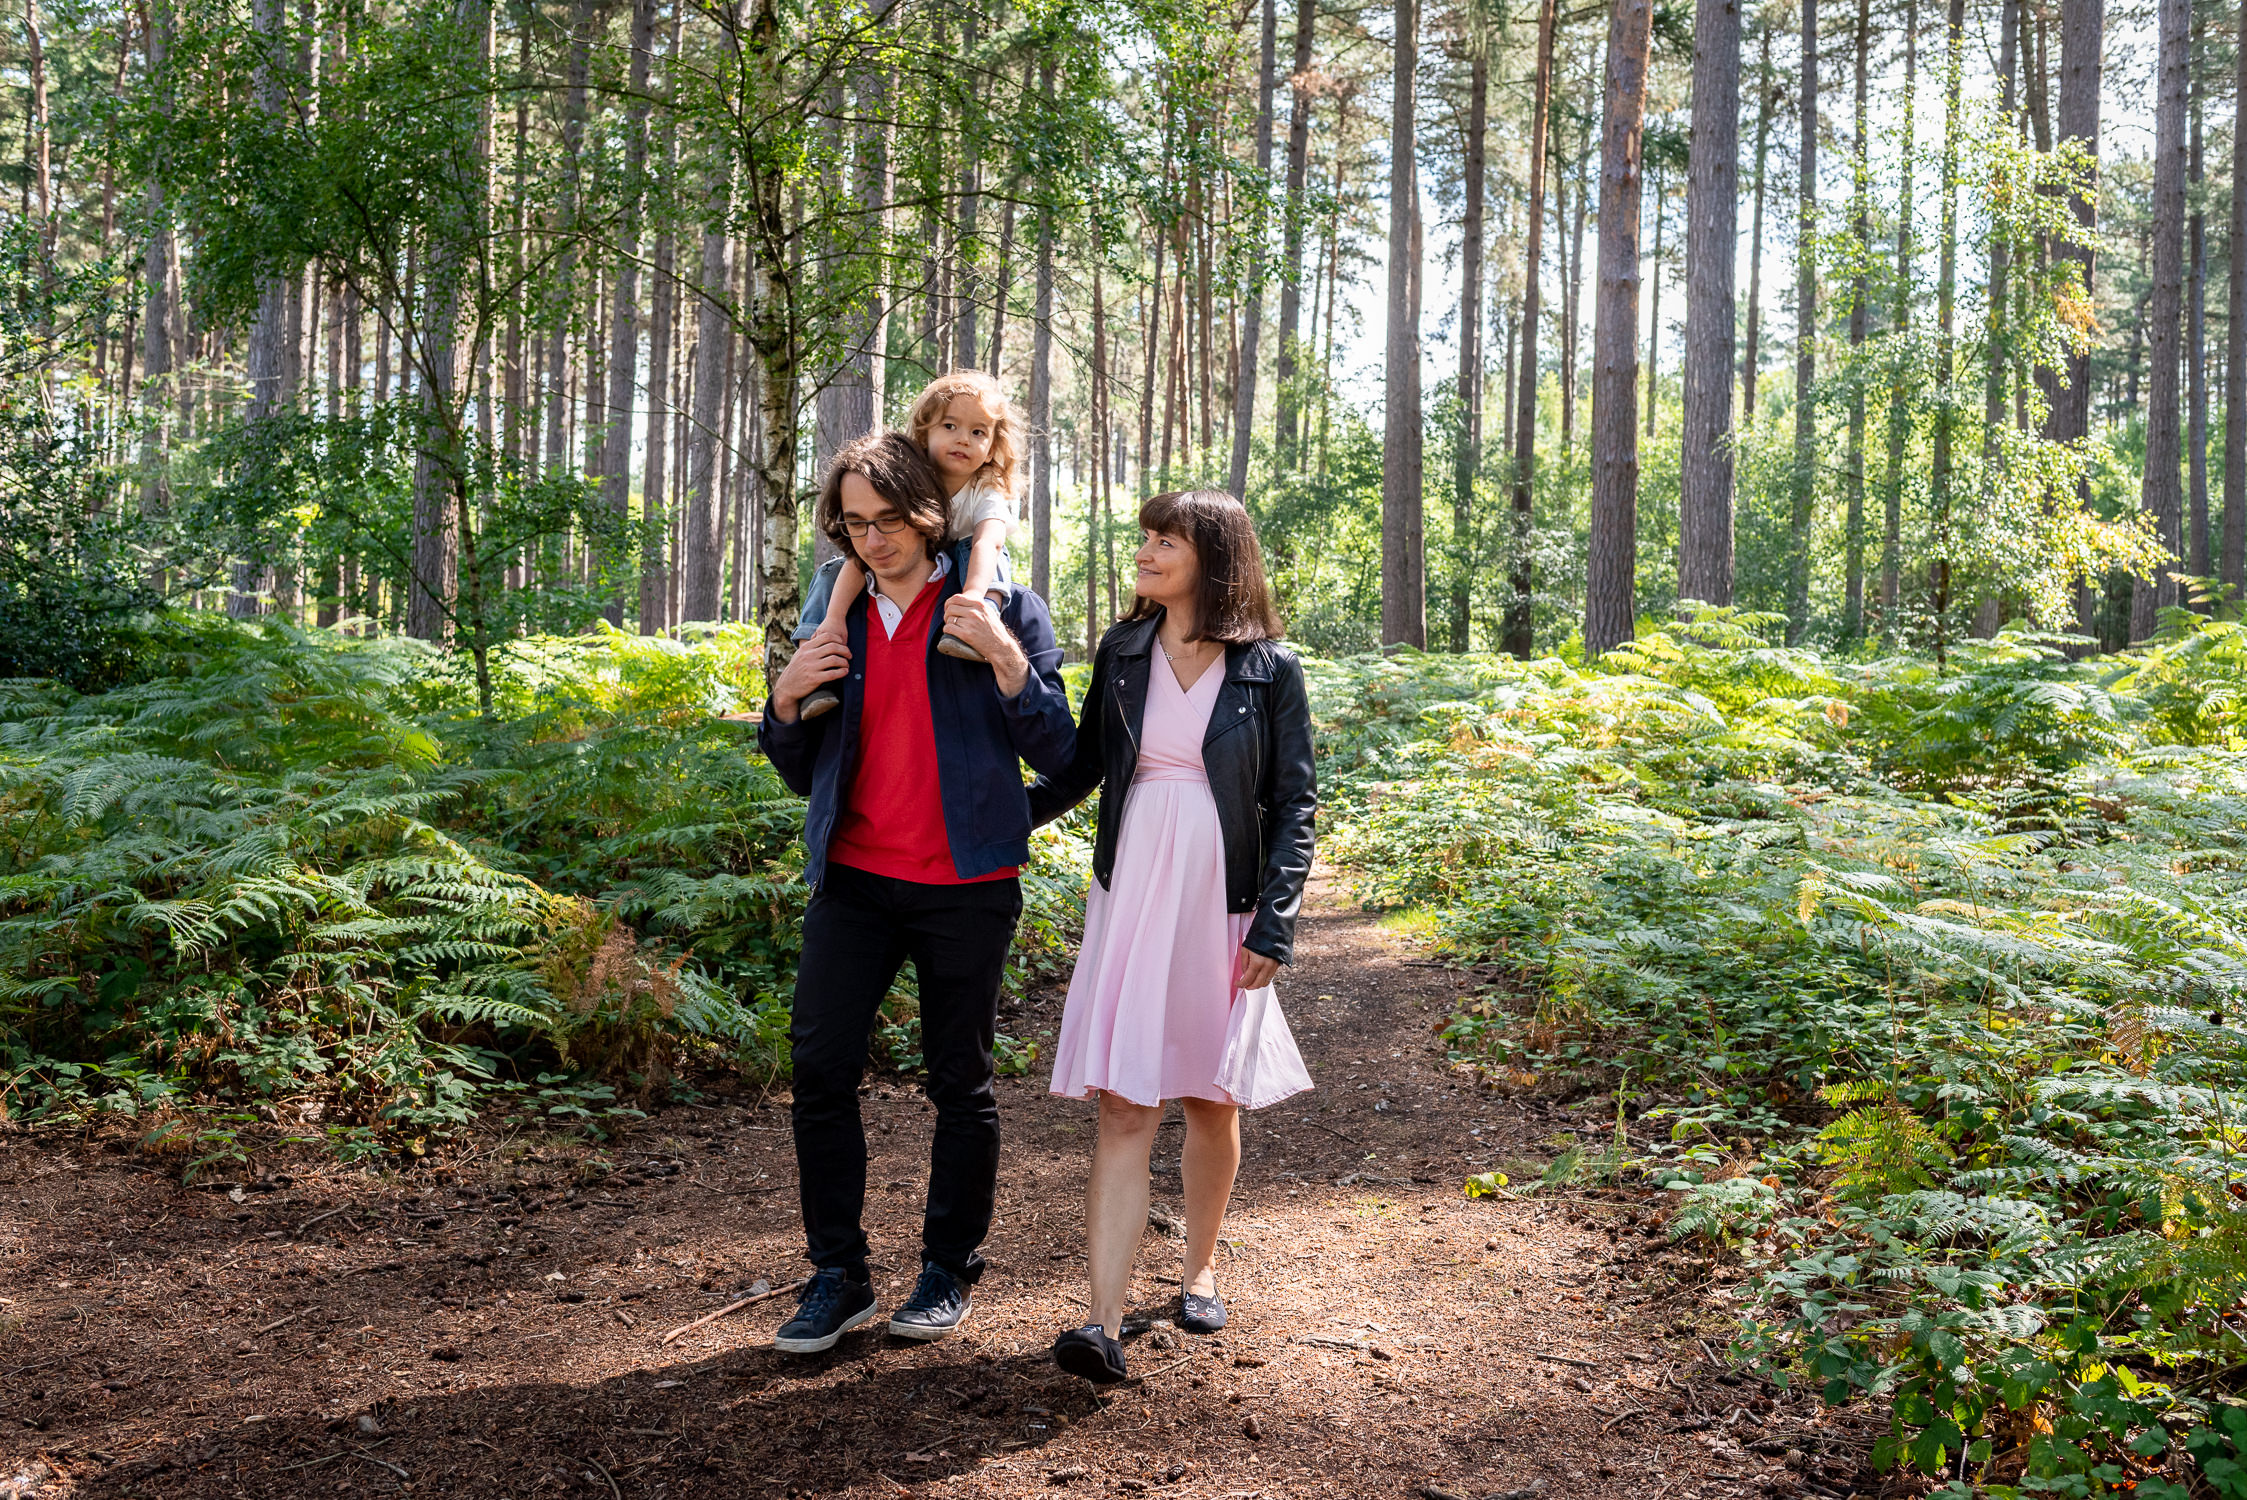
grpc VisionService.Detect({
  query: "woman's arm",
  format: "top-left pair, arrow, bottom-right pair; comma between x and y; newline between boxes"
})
1025,637 -> 1110,826
1243,651 -> 1318,966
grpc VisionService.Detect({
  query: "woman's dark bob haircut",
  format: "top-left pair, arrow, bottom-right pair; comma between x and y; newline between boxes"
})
1123,489 -> 1284,645
815,431 -> 950,563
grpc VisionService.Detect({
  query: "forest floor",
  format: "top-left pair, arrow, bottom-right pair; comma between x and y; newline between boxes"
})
1,872 -> 1902,1500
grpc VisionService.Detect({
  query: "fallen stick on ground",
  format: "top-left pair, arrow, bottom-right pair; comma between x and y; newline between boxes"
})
254,1310 -> 304,1336
660,1278 -> 805,1346
1532,1352 -> 1600,1369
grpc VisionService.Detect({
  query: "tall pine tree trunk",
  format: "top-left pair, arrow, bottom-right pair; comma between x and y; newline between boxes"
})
1029,66 -> 1057,598
1452,50 -> 1487,652
2130,0 -> 2189,640
1584,0 -> 1651,655
1381,0 -> 1425,647
682,217 -> 734,623
234,0 -> 289,618
1679,0 -> 1740,608
1273,0 -> 1316,471
1505,0 -> 1559,658
544,0 -> 593,484
1741,26 -> 1773,420
1928,0 -> 1964,665
1842,0 -> 1871,641
1785,0 -> 1817,640
638,11 -> 682,633
601,0 -> 657,627
2224,0 -> 2247,597
138,0 -> 173,529
2185,58 -> 2207,587
1877,0 -> 1919,639
2052,0 -> 2103,639
1228,0 -> 1278,499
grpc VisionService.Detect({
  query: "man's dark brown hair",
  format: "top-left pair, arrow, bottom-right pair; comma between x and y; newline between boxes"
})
1121,489 -> 1284,644
816,431 -> 950,563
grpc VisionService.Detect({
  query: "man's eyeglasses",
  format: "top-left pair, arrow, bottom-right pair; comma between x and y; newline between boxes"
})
840,514 -> 913,538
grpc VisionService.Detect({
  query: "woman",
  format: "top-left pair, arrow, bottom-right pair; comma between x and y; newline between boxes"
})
1029,489 -> 1317,1385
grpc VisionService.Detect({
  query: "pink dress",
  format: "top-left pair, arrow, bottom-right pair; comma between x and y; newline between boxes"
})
1049,657 -> 1311,1109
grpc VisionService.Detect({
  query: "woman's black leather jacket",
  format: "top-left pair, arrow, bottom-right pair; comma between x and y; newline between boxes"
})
1026,612 -> 1318,965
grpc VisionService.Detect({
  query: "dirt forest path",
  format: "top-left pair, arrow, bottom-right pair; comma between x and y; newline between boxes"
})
2,872 -> 1887,1500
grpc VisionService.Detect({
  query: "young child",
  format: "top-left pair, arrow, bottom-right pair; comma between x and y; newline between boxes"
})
794,371 -> 1025,719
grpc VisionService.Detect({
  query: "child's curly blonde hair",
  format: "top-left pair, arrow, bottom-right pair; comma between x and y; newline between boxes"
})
903,370 -> 1026,506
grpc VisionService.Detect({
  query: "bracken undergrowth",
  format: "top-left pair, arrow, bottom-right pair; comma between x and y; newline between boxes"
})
1315,605 -> 2247,1499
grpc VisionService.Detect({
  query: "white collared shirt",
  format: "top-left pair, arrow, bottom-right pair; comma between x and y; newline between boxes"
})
868,553 -> 953,640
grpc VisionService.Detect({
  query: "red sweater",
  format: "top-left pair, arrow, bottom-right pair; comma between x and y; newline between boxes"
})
826,580 -> 1018,885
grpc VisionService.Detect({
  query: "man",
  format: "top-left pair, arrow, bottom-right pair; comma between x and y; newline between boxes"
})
757,431 -> 1075,1353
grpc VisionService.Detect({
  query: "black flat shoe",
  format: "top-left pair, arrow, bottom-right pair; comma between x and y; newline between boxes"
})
1181,1291 -> 1227,1334
798,684 -> 843,719
1052,1324 -> 1128,1384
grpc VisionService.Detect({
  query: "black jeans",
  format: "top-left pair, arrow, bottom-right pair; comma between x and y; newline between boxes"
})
790,861 -> 1022,1284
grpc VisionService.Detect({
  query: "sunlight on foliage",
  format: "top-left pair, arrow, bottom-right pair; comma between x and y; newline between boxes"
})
1315,608 -> 2247,1497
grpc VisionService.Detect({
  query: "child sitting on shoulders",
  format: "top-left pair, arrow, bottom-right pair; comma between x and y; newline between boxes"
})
793,370 -> 1025,719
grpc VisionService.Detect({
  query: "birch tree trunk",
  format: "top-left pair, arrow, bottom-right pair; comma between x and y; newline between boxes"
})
2130,0 -> 2189,640
1585,0 -> 1651,656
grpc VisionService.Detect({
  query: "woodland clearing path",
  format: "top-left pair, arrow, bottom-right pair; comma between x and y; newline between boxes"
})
1,872 -> 1886,1500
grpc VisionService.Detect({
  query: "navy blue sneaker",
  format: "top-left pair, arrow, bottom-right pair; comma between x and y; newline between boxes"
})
888,1261 -> 971,1341
773,1268 -> 877,1354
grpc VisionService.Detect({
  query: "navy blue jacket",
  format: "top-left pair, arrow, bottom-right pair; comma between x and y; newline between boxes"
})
757,568 -> 1077,886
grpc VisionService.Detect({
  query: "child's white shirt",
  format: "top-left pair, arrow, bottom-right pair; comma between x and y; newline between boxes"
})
947,477 -> 1017,542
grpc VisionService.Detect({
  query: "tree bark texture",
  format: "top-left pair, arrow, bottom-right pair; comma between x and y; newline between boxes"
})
1742,26 -> 1773,420
1381,0 -> 1425,648
1679,0 -> 1739,608
1452,50 -> 1487,652
2130,0 -> 2188,640
2225,0 -> 2247,596
1785,0 -> 1816,640
1842,0 -> 1870,641
1505,0 -> 1559,659
1272,0 -> 1317,471
682,222 -> 733,624
1229,0 -> 1278,500
638,10 -> 683,634
599,0 -> 656,628
1585,0 -> 1651,656
1029,81 -> 1056,600
2185,66 -> 2206,585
